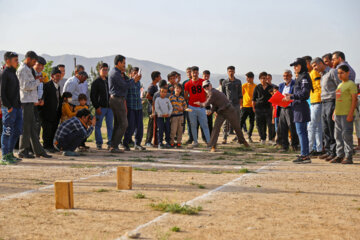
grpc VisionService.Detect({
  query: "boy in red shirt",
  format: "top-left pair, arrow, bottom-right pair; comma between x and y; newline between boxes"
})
184,66 -> 210,147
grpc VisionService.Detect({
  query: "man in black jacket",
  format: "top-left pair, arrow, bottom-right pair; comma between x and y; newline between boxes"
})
40,67 -> 62,152
0,52 -> 23,163
90,63 -> 113,150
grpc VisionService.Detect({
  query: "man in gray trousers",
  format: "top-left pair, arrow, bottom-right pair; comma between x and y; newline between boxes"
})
17,51 -> 51,158
195,80 -> 250,152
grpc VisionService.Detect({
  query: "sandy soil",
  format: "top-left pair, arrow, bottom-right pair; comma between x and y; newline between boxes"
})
0,133 -> 359,240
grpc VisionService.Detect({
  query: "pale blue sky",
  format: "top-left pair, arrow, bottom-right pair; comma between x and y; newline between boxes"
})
0,0 -> 359,74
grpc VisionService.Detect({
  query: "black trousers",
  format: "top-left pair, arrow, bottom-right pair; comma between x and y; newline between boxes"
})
57,131 -> 85,152
255,108 -> 272,141
145,115 -> 154,144
42,119 -> 59,149
278,107 -> 299,149
240,107 -> 255,138
322,100 -> 336,156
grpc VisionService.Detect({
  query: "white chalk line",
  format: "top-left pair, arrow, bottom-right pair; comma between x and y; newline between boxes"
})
116,161 -> 281,240
0,168 -> 116,202
0,160 -> 245,202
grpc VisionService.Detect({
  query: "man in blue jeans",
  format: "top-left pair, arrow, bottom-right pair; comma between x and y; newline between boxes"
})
0,51 -> 23,164
90,63 -> 113,150
184,66 -> 210,147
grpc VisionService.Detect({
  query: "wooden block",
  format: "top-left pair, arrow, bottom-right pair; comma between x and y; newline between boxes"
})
54,180 -> 74,209
117,166 -> 132,190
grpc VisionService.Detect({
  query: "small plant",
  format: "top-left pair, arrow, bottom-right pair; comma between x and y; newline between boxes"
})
237,168 -> 250,173
95,188 -> 109,193
150,202 -> 202,215
134,193 -> 146,199
198,185 -> 206,189
36,181 -> 46,185
223,151 -> 237,156
171,226 -> 181,232
256,185 -> 261,188
214,156 -> 225,160
210,171 -> 222,174
134,167 -> 158,172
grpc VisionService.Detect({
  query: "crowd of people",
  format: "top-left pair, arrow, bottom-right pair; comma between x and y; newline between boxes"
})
0,50 -> 357,165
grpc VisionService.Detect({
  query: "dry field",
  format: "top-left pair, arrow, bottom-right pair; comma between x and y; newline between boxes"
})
0,132 -> 359,240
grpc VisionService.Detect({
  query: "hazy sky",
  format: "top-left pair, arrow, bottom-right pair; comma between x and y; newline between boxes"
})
0,0 -> 359,75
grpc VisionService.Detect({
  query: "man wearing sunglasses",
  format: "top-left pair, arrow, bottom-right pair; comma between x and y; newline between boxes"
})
194,80 -> 250,152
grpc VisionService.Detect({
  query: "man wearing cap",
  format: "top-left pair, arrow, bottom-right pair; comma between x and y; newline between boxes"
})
1,52 -> 23,163
40,67 -> 62,153
194,80 -> 249,152
63,65 -> 87,105
311,57 -> 341,161
17,51 -> 51,159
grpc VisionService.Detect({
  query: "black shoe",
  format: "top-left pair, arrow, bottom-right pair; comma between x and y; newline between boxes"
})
165,143 -> 172,149
18,152 -> 35,159
134,145 -> 146,151
45,148 -> 56,153
36,153 -> 52,158
185,140 -> 193,145
123,145 -> 131,151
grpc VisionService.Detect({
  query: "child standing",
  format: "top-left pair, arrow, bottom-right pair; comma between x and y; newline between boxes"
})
169,84 -> 187,148
61,92 -> 76,122
332,65 -> 357,164
155,87 -> 173,149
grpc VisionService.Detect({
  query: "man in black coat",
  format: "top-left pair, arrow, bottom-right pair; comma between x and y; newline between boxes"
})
40,67 -> 62,152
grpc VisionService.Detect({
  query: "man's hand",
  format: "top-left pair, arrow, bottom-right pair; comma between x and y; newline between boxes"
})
39,100 -> 44,106
252,107 -> 256,113
91,116 -> 96,126
8,107 -> 13,113
332,113 -> 335,121
163,114 -> 169,118
96,107 -> 102,115
206,110 -> 212,116
134,73 -> 142,82
284,93 -> 292,102
347,114 -> 354,122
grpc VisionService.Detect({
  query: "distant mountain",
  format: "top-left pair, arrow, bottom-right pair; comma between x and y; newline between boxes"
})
0,50 -> 284,87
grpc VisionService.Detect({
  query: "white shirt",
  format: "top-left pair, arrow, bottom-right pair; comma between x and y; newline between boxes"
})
17,62 -> 41,103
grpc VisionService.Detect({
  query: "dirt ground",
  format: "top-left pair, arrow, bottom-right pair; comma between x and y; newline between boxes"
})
0,132 -> 359,240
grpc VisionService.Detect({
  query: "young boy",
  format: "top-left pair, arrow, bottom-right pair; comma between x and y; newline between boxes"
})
169,84 -> 187,148
75,94 -> 89,149
154,87 -> 173,149
332,65 -> 357,164
240,72 -> 256,143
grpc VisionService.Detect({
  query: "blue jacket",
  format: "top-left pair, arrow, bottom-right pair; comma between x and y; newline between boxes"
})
276,80 -> 295,117
292,72 -> 311,123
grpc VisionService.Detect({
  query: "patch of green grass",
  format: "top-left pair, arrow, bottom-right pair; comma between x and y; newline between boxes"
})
170,226 -> 181,232
70,164 -> 96,168
113,158 -> 155,162
223,151 -> 237,156
256,185 -> 262,188
134,167 -> 158,172
188,182 -> 206,189
237,168 -> 250,173
213,156 -> 226,160
198,185 -> 206,189
182,153 -> 191,157
150,202 -> 202,215
210,171 -> 222,174
94,188 -> 110,193
35,181 -> 46,185
134,192 -> 146,199
180,157 -> 193,161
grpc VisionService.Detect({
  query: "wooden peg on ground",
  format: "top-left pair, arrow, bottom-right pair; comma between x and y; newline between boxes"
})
54,180 -> 74,209
117,166 -> 132,190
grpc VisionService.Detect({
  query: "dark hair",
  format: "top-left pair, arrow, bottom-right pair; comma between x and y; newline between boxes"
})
78,93 -> 87,101
76,108 -> 91,118
114,55 -> 126,66
338,65 -> 350,72
160,86 -> 168,91
219,78 -> 225,85
174,84 -> 182,90
227,66 -> 235,71
151,71 -> 161,81
245,72 -> 254,78
167,73 -> 172,80
4,51 -> 18,61
62,92 -> 72,100
302,56 -> 312,62
132,67 -> 139,72
259,72 -> 268,79
75,64 -> 84,72
25,51 -> 38,60
167,71 -> 177,80
273,86 -> 279,90
191,66 -> 199,72
37,56 -> 47,65
333,51 -> 345,61
267,73 -> 272,78
203,70 -> 210,75
100,63 -> 108,69
186,67 -> 192,71
159,79 -> 168,88
322,53 -> 332,61
57,64 -> 65,68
